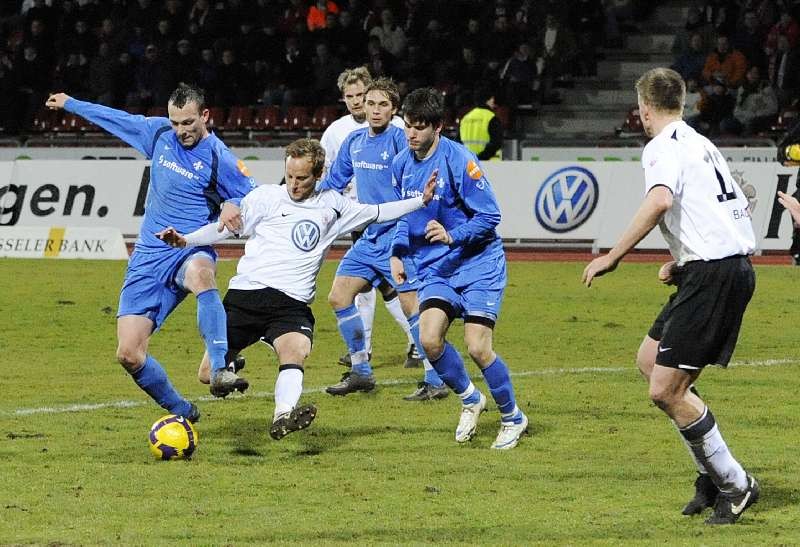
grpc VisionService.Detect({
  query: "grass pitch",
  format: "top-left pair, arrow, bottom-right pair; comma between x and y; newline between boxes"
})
1,258 -> 798,545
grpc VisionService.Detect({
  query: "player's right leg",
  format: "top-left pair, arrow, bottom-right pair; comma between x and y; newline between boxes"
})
327,274 -> 377,396
117,315 -> 198,422
270,332 -> 316,440
377,280 -> 421,368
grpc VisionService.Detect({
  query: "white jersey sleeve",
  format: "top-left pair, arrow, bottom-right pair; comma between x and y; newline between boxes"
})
642,137 -> 681,195
239,185 -> 274,237
323,190 -> 379,234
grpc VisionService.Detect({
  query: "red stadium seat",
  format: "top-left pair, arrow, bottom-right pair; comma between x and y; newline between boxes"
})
53,112 -> 88,133
225,106 -> 254,131
494,105 -> 510,130
206,107 -> 226,130
29,108 -> 60,132
770,108 -> 799,132
284,106 -> 311,131
252,106 -> 280,131
146,106 -> 167,118
310,105 -> 340,130
617,106 -> 644,136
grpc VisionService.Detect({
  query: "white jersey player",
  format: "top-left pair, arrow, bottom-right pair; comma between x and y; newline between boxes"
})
320,66 -> 421,371
156,138 -> 437,440
583,68 -> 759,525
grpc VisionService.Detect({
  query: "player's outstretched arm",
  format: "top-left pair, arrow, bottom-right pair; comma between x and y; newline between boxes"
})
156,222 -> 233,248
155,227 -> 188,248
777,191 -> 800,226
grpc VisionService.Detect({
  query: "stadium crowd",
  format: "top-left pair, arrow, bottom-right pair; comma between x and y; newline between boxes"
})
0,0 -> 656,136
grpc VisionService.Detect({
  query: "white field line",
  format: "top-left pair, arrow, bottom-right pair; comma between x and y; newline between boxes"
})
4,358 -> 798,418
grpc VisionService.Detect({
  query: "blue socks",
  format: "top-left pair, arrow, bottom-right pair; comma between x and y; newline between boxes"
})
482,356 -> 523,423
197,289 -> 228,375
430,342 -> 479,403
407,313 -> 444,387
132,355 -> 192,416
335,304 -> 372,375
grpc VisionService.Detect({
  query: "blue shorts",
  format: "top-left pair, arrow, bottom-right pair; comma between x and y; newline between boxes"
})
418,252 -> 507,322
336,234 -> 418,292
117,246 -> 216,331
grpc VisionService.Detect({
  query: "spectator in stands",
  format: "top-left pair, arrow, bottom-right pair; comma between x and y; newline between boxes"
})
88,42 -> 115,106
365,34 -> 394,77
696,77 -> 736,136
233,20 -> 266,65
307,0 -> 339,32
672,33 -> 707,83
369,8 -> 406,59
734,10 -> 767,72
533,14 -> 576,105
98,18 -> 125,55
767,10 -> 799,49
330,11 -> 367,65
196,48 -> 218,103
127,0 -> 158,30
160,0 -> 186,38
131,44 -> 170,108
188,0 -> 219,44
171,39 -> 199,89
0,52 -> 16,133
54,52 -> 89,100
486,14 -> 516,62
673,6 -> 715,55
720,64 -> 778,135
215,49 -> 254,107
112,51 -> 136,108
15,44 -> 49,129
569,0 -> 605,77
459,86 -> 503,161
24,18 -> 53,68
500,41 -> 537,108
453,46 -> 485,109
69,19 -> 97,57
277,35 -> 312,110
701,34 -> 747,91
769,34 -> 800,107
152,19 -> 176,57
311,42 -> 343,106
394,40 -> 429,90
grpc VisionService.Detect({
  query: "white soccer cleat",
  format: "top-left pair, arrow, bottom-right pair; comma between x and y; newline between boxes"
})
455,392 -> 487,443
490,413 -> 529,450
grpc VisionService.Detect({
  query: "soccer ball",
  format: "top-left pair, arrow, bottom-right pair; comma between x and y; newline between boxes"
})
148,414 -> 198,460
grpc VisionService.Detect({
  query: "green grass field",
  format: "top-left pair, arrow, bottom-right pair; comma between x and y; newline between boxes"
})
1,258 -> 798,545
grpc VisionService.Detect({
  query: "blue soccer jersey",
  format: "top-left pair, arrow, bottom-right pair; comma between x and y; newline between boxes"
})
391,136 -> 504,277
318,125 -> 406,240
65,99 -> 256,252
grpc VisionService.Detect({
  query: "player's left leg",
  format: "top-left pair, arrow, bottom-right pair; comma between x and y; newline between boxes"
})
377,280 -> 420,368
396,289 -> 448,401
178,252 -> 248,398
270,332 -> 316,440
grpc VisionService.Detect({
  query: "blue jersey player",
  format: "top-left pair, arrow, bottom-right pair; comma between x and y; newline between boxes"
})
318,77 -> 447,400
390,88 -> 528,449
45,84 -> 255,422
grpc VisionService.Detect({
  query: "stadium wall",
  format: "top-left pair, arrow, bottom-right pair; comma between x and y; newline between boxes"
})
1,159 -> 797,252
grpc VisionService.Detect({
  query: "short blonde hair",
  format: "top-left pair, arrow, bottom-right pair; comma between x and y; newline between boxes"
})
337,66 -> 372,92
285,138 -> 325,177
635,67 -> 685,115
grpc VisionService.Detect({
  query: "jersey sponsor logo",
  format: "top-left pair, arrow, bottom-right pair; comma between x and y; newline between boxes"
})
236,159 -> 251,177
353,160 -> 388,171
534,166 -> 599,233
466,159 -> 483,180
157,155 -> 196,180
291,220 -> 321,251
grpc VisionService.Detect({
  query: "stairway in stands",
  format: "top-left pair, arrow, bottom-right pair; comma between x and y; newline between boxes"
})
522,1 -> 692,140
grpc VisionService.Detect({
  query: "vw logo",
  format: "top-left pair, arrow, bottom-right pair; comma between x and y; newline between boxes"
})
291,220 -> 321,251
534,166 -> 599,233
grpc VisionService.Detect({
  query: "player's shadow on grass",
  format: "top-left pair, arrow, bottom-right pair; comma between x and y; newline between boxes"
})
754,482 -> 798,512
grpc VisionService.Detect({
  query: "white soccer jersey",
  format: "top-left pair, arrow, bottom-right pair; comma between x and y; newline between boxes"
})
228,184 -> 381,303
320,114 -> 405,200
642,120 -> 756,263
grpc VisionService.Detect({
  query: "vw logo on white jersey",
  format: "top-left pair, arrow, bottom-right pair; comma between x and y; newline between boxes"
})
291,220 -> 321,251
534,166 -> 599,233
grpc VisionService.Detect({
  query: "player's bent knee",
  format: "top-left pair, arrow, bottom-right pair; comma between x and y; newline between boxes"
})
116,347 -> 145,373
466,344 -> 493,367
420,333 -> 444,361
648,383 -> 677,411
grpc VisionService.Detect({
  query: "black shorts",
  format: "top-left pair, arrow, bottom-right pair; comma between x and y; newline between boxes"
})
223,287 -> 315,357
648,255 -> 755,370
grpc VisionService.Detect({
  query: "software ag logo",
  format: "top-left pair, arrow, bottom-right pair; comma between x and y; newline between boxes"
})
534,166 -> 599,233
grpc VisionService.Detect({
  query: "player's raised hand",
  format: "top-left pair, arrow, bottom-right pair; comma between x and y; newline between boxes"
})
658,260 -> 677,285
45,93 -> 70,110
581,254 -> 618,287
425,219 -> 452,245
155,227 -> 187,248
777,191 -> 800,226
422,168 -> 439,205
390,256 -> 407,285
219,202 -> 242,233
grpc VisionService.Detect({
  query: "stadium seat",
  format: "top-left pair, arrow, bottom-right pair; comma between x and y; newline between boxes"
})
252,105 -> 280,131
284,106 -> 311,131
29,108 -> 60,132
770,108 -> 799,132
146,106 -> 167,118
206,107 -> 226,130
53,112 -> 88,133
616,106 -> 644,137
494,105 -> 511,130
443,108 -> 457,132
310,105 -> 340,130
225,106 -> 254,131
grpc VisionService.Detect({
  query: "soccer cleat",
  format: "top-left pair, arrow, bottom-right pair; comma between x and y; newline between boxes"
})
230,354 -> 245,373
337,352 -> 371,367
682,473 -> 719,515
325,371 -> 376,396
490,413 -> 529,450
269,404 -> 317,440
209,369 -> 249,398
184,402 -> 201,424
455,392 -> 487,443
403,343 -> 424,368
403,382 -> 449,401
705,474 -> 760,525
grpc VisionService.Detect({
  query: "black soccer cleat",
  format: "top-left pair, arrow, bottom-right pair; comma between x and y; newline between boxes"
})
184,402 -> 201,424
325,371 -> 376,396
403,344 -> 424,368
210,369 -> 249,398
403,382 -> 449,401
230,354 -> 246,373
705,474 -> 760,525
269,404 -> 318,440
682,473 -> 719,515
